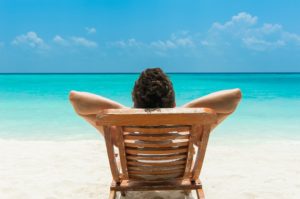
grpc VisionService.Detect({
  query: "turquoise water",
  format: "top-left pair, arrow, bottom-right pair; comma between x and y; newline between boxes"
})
0,74 -> 299,141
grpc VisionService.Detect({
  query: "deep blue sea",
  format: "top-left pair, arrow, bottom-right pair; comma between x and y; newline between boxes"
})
0,74 -> 299,142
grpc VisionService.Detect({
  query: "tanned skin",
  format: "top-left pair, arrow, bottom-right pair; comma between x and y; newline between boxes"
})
69,89 -> 242,145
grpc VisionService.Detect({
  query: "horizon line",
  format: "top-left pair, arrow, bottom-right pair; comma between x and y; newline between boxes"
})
0,72 -> 300,75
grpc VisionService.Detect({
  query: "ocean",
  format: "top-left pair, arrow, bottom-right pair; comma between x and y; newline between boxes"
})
1,73 -> 299,141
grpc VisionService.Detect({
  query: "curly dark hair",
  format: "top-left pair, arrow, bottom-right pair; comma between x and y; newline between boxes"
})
132,68 -> 175,108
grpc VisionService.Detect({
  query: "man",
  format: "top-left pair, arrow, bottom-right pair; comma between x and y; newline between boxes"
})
69,68 -> 242,144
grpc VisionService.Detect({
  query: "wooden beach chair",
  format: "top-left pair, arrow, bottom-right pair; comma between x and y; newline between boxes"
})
96,108 -> 217,199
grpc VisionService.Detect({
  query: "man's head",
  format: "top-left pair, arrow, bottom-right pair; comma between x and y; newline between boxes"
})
132,68 -> 175,108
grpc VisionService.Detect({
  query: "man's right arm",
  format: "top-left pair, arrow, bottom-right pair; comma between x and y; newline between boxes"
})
69,90 -> 127,140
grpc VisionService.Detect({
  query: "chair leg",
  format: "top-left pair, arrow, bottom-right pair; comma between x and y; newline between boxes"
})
183,190 -> 191,196
196,188 -> 205,199
121,191 -> 126,197
109,190 -> 116,199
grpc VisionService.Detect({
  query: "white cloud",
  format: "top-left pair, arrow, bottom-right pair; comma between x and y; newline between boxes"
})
53,35 -> 100,48
151,32 -> 195,50
207,12 -> 300,51
106,12 -> 300,53
12,31 -> 48,49
151,40 -> 177,50
85,27 -> 96,34
71,37 -> 98,48
212,12 -> 257,32
243,37 -> 285,51
53,35 -> 68,46
283,32 -> 300,45
109,38 -> 143,48
170,33 -> 194,47
259,23 -> 282,34
109,32 -> 195,52
175,37 -> 194,47
232,12 -> 258,24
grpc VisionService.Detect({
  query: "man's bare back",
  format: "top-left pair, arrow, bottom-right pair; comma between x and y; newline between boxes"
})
69,89 -> 242,144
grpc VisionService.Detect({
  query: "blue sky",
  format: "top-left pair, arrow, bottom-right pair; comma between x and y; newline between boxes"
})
0,0 -> 300,72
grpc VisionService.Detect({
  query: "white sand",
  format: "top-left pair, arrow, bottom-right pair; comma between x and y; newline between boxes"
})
0,139 -> 299,199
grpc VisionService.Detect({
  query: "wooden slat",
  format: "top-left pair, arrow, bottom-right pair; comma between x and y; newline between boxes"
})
124,134 -> 189,141
126,147 -> 188,155
124,132 -> 189,137
129,173 -> 183,181
111,179 -> 202,191
99,108 -> 215,115
123,125 -> 190,133
127,160 -> 186,167
128,164 -> 185,171
125,141 -> 189,148
109,190 -> 116,199
126,154 -> 187,161
115,127 -> 128,179
196,188 -> 205,199
192,125 -> 211,180
184,127 -> 197,178
103,126 -> 120,182
128,169 -> 184,175
96,108 -> 217,126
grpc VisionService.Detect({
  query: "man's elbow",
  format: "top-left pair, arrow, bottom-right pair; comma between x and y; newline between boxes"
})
69,91 -> 83,115
233,88 -> 242,101
228,89 -> 242,113
69,90 -> 79,102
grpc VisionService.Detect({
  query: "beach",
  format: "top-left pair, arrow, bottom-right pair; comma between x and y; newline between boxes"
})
0,74 -> 300,198
0,139 -> 299,199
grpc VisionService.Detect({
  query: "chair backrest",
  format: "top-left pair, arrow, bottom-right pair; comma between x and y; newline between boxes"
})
96,108 -> 217,183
